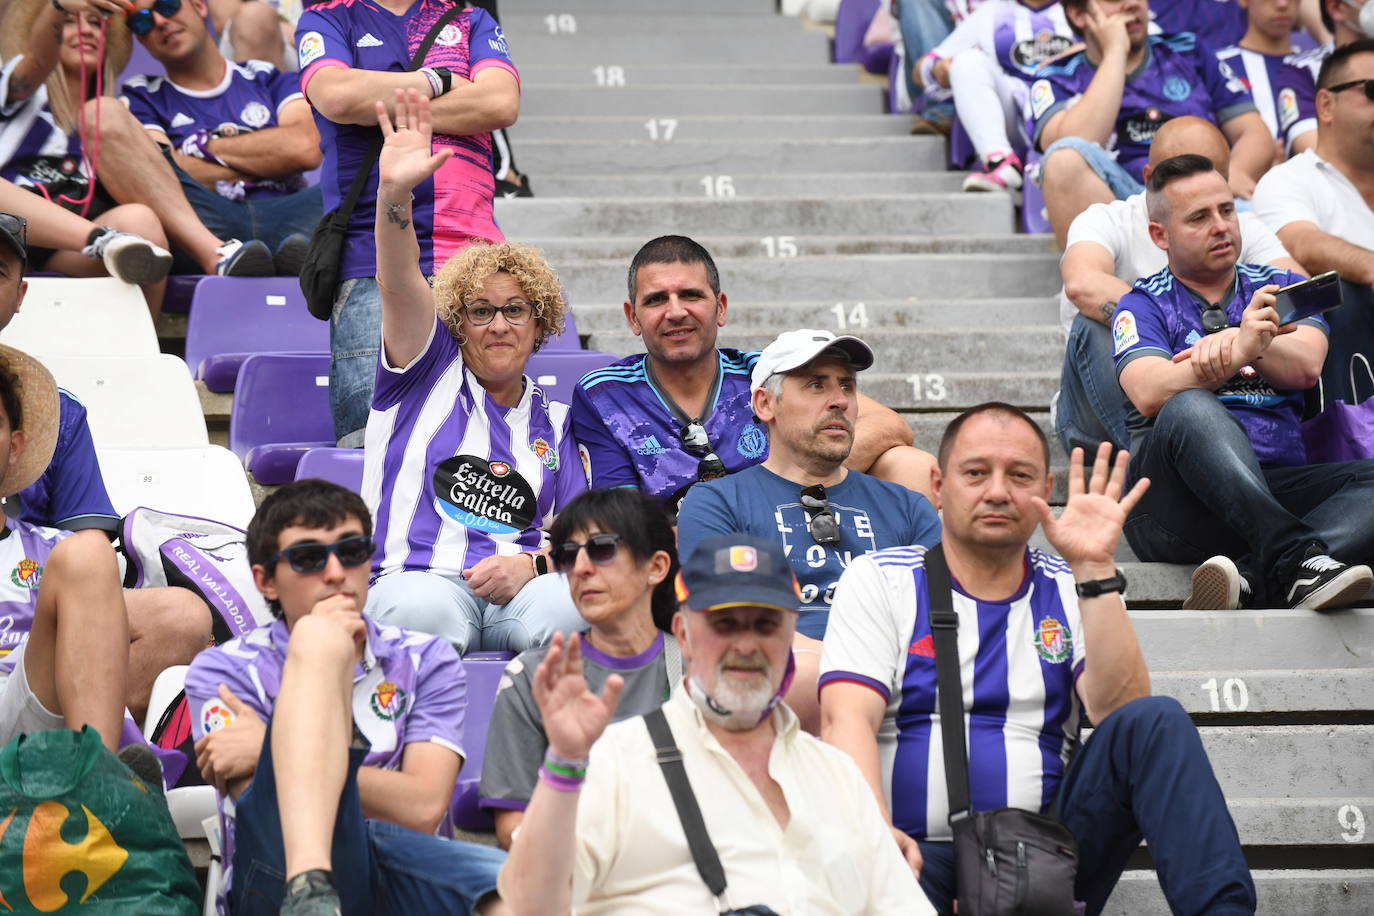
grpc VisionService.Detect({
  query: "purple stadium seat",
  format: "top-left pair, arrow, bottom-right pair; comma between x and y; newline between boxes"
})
185,277 -> 327,392
163,276 -> 202,315
525,349 -> 617,405
120,39 -> 165,86
450,651 -> 517,831
834,0 -> 880,64
861,41 -> 894,76
545,308 -> 580,349
294,447 -> 365,491
229,353 -> 335,484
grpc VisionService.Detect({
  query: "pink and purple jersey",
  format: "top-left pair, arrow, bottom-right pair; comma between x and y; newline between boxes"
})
820,546 -> 1086,842
122,61 -> 307,198
295,1 -> 517,279
364,317 -> 586,580
570,349 -> 768,505
1030,33 -> 1257,180
186,615 -> 467,914
925,0 -> 1074,84
0,519 -> 73,677
1112,263 -> 1321,466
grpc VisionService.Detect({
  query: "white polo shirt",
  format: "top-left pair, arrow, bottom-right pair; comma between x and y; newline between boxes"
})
1253,149 -> 1374,251
541,688 -> 932,915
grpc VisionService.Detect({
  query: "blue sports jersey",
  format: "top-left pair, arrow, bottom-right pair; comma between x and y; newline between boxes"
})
677,465 -> 941,639
296,1 -> 516,280
1112,263 -> 1321,466
1150,0 -> 1246,50
122,61 -> 306,198
1030,33 -> 1257,180
820,546 -> 1086,841
570,349 -> 768,504
16,391 -> 119,532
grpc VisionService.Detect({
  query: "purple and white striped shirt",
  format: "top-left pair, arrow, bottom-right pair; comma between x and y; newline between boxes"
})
363,317 -> 586,579
0,56 -> 86,193
819,545 -> 1086,841
0,519 -> 72,677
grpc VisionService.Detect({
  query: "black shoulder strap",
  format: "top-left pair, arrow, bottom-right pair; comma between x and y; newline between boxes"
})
925,543 -> 973,821
644,707 -> 729,901
333,4 -> 467,225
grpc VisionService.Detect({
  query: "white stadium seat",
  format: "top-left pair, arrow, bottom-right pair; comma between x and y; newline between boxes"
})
2,277 -> 159,356
98,446 -> 256,529
42,354 -> 209,448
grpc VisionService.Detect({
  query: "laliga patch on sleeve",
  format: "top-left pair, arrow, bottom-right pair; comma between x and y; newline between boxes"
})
578,442 -> 592,486
298,31 -> 326,67
1030,79 -> 1055,119
1278,87 -> 1298,130
1112,310 -> 1140,355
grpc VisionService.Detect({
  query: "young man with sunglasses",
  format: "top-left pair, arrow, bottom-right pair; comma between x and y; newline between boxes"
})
1255,39 -> 1374,285
571,236 -> 935,515
1115,153 -> 1374,609
185,478 -> 509,916
677,330 -> 940,732
120,0 -> 324,276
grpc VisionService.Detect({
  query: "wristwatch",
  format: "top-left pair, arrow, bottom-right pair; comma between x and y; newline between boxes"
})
1075,569 -> 1127,598
529,553 -> 549,576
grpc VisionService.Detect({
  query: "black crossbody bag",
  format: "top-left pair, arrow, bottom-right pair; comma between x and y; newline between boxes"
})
644,708 -> 781,916
926,543 -> 1079,916
300,4 -> 464,320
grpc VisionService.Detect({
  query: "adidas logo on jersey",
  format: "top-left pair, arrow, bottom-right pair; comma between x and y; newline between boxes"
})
636,435 -> 667,456
356,33 -> 384,47
907,634 -> 935,658
170,112 -> 194,128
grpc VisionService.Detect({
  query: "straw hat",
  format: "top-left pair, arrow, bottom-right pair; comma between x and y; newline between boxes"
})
0,345 -> 58,498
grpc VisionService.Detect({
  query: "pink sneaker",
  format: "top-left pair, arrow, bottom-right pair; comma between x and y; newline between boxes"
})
963,151 -> 1024,192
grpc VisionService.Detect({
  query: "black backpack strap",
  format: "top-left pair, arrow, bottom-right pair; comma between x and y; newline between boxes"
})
925,543 -> 973,822
644,707 -> 729,901
332,3 -> 467,226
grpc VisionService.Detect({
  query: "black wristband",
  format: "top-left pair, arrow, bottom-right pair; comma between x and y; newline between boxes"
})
432,66 -> 453,95
1075,569 -> 1127,598
533,553 -> 549,576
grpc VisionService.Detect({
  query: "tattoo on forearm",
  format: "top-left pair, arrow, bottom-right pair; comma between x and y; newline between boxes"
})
384,200 -> 410,231
1100,299 -> 1117,322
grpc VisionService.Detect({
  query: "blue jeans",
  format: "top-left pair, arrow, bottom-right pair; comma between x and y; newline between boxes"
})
330,277 -> 383,442
916,697 -> 1255,916
231,722 -> 505,916
896,0 -> 954,108
1125,388 -> 1374,602
1042,137 -> 1144,200
173,165 -> 323,251
1055,314 -> 1130,455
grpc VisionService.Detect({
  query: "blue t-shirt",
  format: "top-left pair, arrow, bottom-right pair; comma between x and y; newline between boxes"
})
122,60 -> 307,198
14,391 -> 118,532
571,349 -> 768,505
1150,0 -> 1246,50
677,465 -> 941,639
1112,263 -> 1322,466
1030,33 -> 1257,180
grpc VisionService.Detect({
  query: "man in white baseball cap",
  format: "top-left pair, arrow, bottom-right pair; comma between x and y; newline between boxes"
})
677,329 -> 941,732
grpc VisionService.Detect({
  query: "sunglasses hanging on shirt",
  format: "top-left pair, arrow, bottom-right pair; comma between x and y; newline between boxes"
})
799,485 -> 840,546
680,421 -> 726,482
1200,303 -> 1230,335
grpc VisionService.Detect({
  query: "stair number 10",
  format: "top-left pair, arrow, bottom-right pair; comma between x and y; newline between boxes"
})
1200,677 -> 1249,712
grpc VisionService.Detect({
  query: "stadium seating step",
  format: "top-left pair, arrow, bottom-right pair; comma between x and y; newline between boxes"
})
1105,869 -> 1373,915
512,135 -> 950,174
561,295 -> 1060,329
521,85 -> 888,117
518,63 -> 870,87
511,32 -> 829,67
527,171 -> 968,197
513,113 -> 915,141
520,0 -> 777,12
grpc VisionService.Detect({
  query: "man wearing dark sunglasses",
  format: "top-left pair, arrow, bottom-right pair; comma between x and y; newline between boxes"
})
678,329 -> 941,732
186,479 -> 510,915
1255,39 -> 1374,289
120,0 -> 324,276
1116,152 -> 1374,610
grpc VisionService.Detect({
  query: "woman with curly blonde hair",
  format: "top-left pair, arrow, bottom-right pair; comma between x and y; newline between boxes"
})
361,88 -> 587,655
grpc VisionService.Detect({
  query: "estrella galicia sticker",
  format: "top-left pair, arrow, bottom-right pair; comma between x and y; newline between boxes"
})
1112,310 -> 1140,355
298,31 -> 325,67
434,455 -> 536,534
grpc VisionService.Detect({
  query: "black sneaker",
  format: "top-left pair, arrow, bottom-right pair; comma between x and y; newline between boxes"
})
273,233 -> 311,277
116,743 -> 164,794
1184,556 -> 1255,610
280,870 -> 341,916
495,172 -> 534,199
1285,554 -> 1373,610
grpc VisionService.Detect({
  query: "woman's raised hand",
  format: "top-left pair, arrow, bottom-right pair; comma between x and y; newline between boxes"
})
376,88 -> 453,196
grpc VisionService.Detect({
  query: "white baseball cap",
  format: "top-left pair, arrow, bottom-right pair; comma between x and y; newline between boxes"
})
750,329 -> 875,396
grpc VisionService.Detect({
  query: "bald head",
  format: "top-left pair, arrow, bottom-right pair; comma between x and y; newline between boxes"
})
1145,117 -> 1231,180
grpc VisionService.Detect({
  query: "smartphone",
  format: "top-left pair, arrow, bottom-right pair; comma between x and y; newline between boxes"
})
1273,271 -> 1343,325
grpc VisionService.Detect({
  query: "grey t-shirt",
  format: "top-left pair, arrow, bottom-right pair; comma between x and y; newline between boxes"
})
479,630 -> 678,812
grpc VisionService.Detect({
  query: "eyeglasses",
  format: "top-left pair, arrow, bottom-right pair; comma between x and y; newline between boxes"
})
1200,303 -> 1230,335
0,213 -> 28,248
680,422 -> 726,481
126,0 -> 182,35
268,535 -> 375,574
553,533 -> 623,572
799,485 -> 840,546
461,300 -> 534,326
1326,78 -> 1374,102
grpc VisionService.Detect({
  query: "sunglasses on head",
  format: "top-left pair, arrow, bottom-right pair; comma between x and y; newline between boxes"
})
680,422 -> 726,481
553,533 -> 623,572
799,485 -> 840,546
0,212 -> 27,247
126,0 -> 182,36
269,535 -> 375,574
1326,78 -> 1374,102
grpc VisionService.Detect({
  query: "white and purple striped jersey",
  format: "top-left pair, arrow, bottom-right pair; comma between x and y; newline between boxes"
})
1275,43 -> 1328,151
0,56 -> 86,193
923,0 -> 1074,86
1214,45 -> 1312,144
0,519 -> 73,678
364,317 -> 587,580
819,546 -> 1085,841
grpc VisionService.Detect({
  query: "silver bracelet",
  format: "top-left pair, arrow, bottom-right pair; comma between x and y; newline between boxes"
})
382,193 -> 415,226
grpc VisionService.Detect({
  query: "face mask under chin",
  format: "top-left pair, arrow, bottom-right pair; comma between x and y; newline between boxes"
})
683,633 -> 798,730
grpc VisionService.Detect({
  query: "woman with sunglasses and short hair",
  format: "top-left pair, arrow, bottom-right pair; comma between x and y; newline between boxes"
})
362,89 -> 586,657
478,487 -> 681,850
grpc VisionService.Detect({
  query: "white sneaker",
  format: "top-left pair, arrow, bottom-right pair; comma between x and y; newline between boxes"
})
1184,556 -> 1250,610
82,228 -> 172,285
